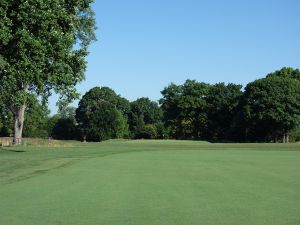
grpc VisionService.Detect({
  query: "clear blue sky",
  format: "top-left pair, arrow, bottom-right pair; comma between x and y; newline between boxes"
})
49,0 -> 300,113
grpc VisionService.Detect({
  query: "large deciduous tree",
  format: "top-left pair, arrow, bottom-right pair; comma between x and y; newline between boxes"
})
205,83 -> 243,141
243,76 -> 300,142
160,80 -> 210,139
128,97 -> 163,138
0,0 -> 96,144
76,87 -> 129,142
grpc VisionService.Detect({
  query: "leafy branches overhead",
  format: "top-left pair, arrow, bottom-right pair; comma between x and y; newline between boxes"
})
0,0 -> 96,107
0,0 -> 96,143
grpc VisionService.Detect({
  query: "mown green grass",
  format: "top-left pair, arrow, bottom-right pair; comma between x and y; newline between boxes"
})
0,140 -> 300,225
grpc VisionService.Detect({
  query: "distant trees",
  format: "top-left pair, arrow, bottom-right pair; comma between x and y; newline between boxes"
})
23,98 -> 49,138
160,80 -> 210,139
1,67 -> 300,143
50,107 -> 78,140
160,68 -> 300,142
160,80 -> 243,141
243,76 -> 300,142
205,83 -> 243,141
128,97 -> 163,139
76,87 -> 129,141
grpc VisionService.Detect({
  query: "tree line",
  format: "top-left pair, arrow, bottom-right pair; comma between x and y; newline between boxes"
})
1,67 -> 300,143
160,67 -> 300,142
1,1 -> 299,144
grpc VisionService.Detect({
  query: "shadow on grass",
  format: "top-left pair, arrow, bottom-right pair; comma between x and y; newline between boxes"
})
7,149 -> 26,153
8,150 -> 26,153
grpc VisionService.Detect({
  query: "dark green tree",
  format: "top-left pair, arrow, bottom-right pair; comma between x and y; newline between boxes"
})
266,67 -> 300,81
160,80 -> 210,139
205,83 -> 243,141
243,76 -> 300,142
49,106 -> 78,140
135,124 -> 158,139
0,0 -> 96,144
128,97 -> 163,138
0,103 -> 13,137
77,87 -> 130,115
46,114 -> 61,138
23,97 -> 50,138
0,95 -> 50,138
76,87 -> 129,141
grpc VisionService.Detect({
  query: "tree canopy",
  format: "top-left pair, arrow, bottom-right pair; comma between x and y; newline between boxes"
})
0,0 -> 96,143
160,80 -> 210,139
266,67 -> 300,81
128,97 -> 163,139
75,87 -> 128,141
243,76 -> 300,142
205,83 -> 243,141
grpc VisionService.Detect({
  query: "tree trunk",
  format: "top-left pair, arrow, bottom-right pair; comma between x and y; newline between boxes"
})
282,133 -> 290,143
13,104 -> 26,145
12,84 -> 29,145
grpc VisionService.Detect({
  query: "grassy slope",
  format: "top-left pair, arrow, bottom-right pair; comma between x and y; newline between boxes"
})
0,140 -> 299,225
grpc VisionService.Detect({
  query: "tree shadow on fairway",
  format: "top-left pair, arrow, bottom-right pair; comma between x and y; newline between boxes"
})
5,149 -> 26,153
9,150 -> 26,153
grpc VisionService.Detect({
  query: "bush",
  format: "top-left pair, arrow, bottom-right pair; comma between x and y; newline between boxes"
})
290,128 -> 300,142
135,124 -> 158,139
52,118 -> 79,140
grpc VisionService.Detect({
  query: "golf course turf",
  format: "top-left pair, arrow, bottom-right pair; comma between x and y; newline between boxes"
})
0,140 -> 299,225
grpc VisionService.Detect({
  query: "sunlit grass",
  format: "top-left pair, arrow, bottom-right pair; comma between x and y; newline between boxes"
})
0,140 -> 299,225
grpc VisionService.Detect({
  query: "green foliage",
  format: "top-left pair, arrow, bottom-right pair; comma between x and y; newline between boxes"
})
243,76 -> 300,141
77,87 -> 130,115
2,63 -> 300,144
130,97 -> 162,124
160,69 -> 300,142
160,80 -> 210,139
45,106 -> 78,140
0,0 -> 96,105
290,127 -> 300,142
135,124 -> 158,139
23,97 -> 50,138
58,106 -> 77,119
76,87 -> 129,141
128,97 -> 163,138
52,118 -> 78,140
0,95 -> 50,137
46,114 -> 61,137
0,110 -> 13,137
205,83 -> 243,141
0,84 -> 12,136
266,67 -> 300,81
48,106 -> 78,140
0,0 -> 96,141
155,122 -> 169,139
